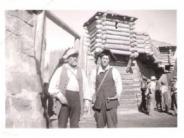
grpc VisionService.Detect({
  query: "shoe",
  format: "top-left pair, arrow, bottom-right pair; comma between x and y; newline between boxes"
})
50,114 -> 58,120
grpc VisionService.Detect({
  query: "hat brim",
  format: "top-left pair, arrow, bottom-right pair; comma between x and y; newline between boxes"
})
63,49 -> 78,59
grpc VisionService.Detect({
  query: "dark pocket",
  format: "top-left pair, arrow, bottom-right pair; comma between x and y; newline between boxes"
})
93,97 -> 102,111
105,99 -> 119,110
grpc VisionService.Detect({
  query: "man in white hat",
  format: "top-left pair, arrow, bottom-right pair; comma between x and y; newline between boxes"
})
48,48 -> 91,128
146,75 -> 157,115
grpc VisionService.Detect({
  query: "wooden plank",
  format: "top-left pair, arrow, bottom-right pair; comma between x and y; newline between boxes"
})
106,30 -> 131,37
105,28 -> 131,34
90,34 -> 131,43
104,25 -> 131,33
87,20 -> 101,30
87,25 -> 102,33
91,44 -> 130,51
46,11 -> 80,39
88,24 -> 133,33
88,27 -> 132,37
88,32 -> 101,40
90,38 -> 104,46
104,20 -> 135,29
106,19 -> 135,26
110,49 -> 131,55
105,39 -> 130,45
104,34 -> 131,41
34,11 -> 46,63
88,28 -> 102,36
87,19 -> 134,29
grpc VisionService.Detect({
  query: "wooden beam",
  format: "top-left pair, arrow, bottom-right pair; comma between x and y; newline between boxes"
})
45,11 -> 80,39
34,11 -> 46,63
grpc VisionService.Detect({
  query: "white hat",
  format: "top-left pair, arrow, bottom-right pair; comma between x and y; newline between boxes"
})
63,48 -> 78,59
151,76 -> 156,80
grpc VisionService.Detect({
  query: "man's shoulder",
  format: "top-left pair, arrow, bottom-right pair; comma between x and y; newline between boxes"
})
111,66 -> 120,73
56,65 -> 64,72
55,64 -> 67,74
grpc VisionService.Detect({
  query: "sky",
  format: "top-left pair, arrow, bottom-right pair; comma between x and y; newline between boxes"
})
46,10 -> 176,48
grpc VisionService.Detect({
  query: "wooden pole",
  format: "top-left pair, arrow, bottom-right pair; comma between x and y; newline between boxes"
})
34,11 -> 46,63
46,11 -> 80,39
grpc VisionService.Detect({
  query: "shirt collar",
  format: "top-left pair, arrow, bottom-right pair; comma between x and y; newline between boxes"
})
97,65 -> 111,75
65,63 -> 77,71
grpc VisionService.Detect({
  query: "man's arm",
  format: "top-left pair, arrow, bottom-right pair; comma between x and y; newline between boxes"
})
89,69 -> 97,104
110,68 -> 123,101
48,66 -> 68,104
81,69 -> 94,113
81,69 -> 92,101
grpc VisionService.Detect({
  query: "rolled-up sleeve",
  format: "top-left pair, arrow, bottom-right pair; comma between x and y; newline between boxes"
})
112,68 -> 123,97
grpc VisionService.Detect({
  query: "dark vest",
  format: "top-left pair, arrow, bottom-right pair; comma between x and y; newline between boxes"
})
58,65 -> 84,113
94,68 -> 118,110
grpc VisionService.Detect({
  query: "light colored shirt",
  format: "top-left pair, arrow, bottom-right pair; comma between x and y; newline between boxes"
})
89,65 -> 123,99
149,81 -> 156,94
48,64 -> 91,101
161,85 -> 168,94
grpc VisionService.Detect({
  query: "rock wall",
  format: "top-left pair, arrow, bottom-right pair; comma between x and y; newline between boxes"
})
5,10 -> 46,128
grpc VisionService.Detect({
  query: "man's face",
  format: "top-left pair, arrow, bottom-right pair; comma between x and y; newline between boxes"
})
101,55 -> 110,68
68,54 -> 78,67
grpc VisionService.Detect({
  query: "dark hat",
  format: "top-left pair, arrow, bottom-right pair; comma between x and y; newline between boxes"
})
99,49 -> 117,61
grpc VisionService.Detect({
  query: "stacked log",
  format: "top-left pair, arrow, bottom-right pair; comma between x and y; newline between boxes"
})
136,32 -> 162,64
135,32 -> 152,54
83,12 -> 137,56
159,47 -> 176,66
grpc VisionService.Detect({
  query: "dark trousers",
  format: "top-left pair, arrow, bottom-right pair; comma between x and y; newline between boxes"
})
155,90 -> 162,111
162,92 -> 169,112
94,102 -> 117,128
139,90 -> 147,113
58,90 -> 81,128
171,93 -> 177,109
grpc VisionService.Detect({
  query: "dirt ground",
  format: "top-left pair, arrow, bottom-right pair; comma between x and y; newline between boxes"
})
79,109 -> 177,128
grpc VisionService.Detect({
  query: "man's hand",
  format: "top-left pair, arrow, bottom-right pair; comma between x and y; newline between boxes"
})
92,94 -> 96,104
56,92 -> 68,105
60,96 -> 68,105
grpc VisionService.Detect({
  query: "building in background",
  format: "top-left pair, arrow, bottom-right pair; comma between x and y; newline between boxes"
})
83,11 -> 176,113
5,10 -> 176,128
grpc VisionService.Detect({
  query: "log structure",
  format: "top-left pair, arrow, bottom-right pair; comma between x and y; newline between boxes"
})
83,12 -> 137,56
152,40 -> 176,72
83,12 -> 141,113
83,11 -> 177,113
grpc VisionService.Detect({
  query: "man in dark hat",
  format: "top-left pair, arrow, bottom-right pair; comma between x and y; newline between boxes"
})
90,49 -> 122,128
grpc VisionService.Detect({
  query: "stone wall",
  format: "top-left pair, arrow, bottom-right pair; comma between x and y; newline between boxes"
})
5,10 -> 45,128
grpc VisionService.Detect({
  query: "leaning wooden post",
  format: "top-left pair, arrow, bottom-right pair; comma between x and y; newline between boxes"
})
83,26 -> 90,74
34,11 -> 46,64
